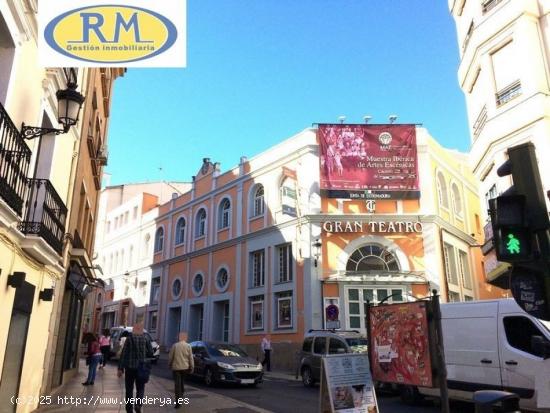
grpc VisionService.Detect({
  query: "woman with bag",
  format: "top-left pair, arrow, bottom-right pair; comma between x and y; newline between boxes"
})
83,334 -> 102,385
98,329 -> 111,368
117,323 -> 154,413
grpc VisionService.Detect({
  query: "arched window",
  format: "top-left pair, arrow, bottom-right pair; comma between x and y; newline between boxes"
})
218,198 -> 231,229
195,208 -> 207,238
154,227 -> 164,252
451,183 -> 463,216
436,172 -> 449,209
346,244 -> 400,272
175,217 -> 186,244
253,185 -> 265,217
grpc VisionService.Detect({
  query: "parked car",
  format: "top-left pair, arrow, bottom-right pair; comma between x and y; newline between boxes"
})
297,329 -> 368,387
109,326 -> 160,364
189,341 -> 263,387
396,299 -> 550,411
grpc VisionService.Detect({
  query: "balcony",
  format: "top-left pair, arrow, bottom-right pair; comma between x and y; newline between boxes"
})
19,178 -> 68,255
0,102 -> 31,216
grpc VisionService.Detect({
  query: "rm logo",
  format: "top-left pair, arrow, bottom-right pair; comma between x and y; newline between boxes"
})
39,0 -> 186,67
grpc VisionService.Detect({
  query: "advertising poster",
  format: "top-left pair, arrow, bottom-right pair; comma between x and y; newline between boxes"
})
368,301 -> 435,387
320,354 -> 379,413
318,124 -> 419,199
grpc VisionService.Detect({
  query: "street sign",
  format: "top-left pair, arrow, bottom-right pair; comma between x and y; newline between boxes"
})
326,304 -> 339,321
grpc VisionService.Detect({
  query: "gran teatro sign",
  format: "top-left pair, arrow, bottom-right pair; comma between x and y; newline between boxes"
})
322,220 -> 423,233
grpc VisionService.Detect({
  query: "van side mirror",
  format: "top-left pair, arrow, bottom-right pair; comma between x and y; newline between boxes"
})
531,336 -> 550,359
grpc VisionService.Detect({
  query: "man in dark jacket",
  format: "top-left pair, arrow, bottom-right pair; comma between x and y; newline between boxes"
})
117,323 -> 153,413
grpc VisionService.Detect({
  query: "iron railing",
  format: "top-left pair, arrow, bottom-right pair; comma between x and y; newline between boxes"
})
19,178 -> 67,255
0,102 -> 31,215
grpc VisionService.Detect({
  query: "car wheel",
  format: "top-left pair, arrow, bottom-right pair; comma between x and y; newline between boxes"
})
301,367 -> 315,387
399,385 -> 422,405
204,368 -> 215,387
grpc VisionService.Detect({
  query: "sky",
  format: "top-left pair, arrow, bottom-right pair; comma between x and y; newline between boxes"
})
106,0 -> 469,185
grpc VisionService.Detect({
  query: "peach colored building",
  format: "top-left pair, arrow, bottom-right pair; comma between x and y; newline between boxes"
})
150,127 -> 506,369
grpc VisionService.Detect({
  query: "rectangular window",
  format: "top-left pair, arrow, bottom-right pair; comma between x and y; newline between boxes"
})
482,0 -> 503,14
458,250 -> 473,290
124,212 -> 129,225
133,206 -> 138,220
485,184 -> 498,212
491,42 -> 521,105
149,310 -> 158,331
276,292 -> 293,329
277,243 -> 293,283
250,250 -> 265,288
449,291 -> 461,302
151,278 -> 160,304
443,243 -> 459,285
250,297 -> 264,330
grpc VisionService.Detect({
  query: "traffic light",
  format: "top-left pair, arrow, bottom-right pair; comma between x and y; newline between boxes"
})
489,142 -> 550,321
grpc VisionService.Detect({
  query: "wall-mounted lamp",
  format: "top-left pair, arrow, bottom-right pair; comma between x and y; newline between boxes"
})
7,272 -> 26,288
338,116 -> 346,124
313,239 -> 322,267
39,288 -> 54,301
388,114 -> 398,124
20,82 -> 85,140
363,115 -> 372,124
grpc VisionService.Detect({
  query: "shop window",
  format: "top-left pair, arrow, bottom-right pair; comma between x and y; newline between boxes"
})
276,291 -> 292,329
249,296 -> 264,330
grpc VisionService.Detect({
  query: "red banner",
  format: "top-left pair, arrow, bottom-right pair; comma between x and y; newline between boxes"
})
318,124 -> 419,199
368,301 -> 434,388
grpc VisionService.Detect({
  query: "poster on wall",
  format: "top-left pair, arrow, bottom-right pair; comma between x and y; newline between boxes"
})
319,353 -> 379,413
278,297 -> 292,328
318,124 -> 419,199
251,300 -> 264,329
368,301 -> 436,388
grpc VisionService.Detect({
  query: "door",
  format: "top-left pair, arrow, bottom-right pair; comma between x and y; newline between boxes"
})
499,314 -> 550,401
0,281 -> 35,413
312,337 -> 327,380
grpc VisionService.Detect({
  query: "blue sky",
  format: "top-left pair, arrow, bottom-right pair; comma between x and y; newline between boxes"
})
106,0 -> 469,185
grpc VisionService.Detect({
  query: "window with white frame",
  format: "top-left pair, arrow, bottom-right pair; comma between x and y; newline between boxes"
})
491,41 -> 522,106
443,243 -> 458,285
195,208 -> 207,238
277,243 -> 293,283
347,287 -> 405,331
252,185 -> 265,217
346,244 -> 400,272
218,198 -> 231,230
250,250 -> 265,287
443,243 -> 474,301
175,217 -> 186,244
451,183 -> 463,216
436,172 -> 449,209
154,227 -> 164,253
249,295 -> 264,330
276,291 -> 293,329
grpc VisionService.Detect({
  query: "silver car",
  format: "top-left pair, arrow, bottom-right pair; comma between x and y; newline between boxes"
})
109,326 -> 160,363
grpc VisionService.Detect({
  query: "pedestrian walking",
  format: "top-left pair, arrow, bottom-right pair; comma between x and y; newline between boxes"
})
83,334 -> 102,385
99,329 -> 111,368
261,334 -> 272,372
117,323 -> 154,413
168,332 -> 194,409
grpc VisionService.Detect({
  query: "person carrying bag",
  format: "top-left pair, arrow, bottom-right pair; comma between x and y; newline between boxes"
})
117,324 -> 154,413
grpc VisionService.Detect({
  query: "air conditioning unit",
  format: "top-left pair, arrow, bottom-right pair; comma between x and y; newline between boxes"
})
96,145 -> 108,166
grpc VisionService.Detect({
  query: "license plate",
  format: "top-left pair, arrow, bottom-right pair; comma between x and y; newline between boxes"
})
241,379 -> 254,384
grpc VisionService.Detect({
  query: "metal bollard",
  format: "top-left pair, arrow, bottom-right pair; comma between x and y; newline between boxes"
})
473,390 -> 521,413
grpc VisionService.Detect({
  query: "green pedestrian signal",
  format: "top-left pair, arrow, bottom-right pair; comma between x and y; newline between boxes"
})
506,233 -> 521,254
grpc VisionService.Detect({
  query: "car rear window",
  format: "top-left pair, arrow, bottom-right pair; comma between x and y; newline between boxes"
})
302,337 -> 313,352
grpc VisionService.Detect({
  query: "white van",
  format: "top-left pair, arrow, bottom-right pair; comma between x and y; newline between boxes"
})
408,299 -> 550,411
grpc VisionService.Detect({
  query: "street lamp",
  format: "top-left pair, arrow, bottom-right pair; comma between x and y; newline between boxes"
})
313,239 -> 322,267
20,81 -> 85,140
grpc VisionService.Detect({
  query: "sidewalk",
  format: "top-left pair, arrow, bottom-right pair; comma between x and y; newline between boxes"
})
35,359 -> 271,413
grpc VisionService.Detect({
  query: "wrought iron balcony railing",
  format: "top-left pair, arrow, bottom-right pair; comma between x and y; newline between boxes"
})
19,178 -> 68,255
0,102 -> 31,216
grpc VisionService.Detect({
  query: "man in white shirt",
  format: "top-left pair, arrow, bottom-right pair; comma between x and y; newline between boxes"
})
261,334 -> 272,372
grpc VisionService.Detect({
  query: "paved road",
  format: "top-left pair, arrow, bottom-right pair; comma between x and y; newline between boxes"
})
149,358 -> 475,413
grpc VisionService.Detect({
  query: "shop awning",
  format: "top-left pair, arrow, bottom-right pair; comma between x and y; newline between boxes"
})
322,270 -> 428,285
